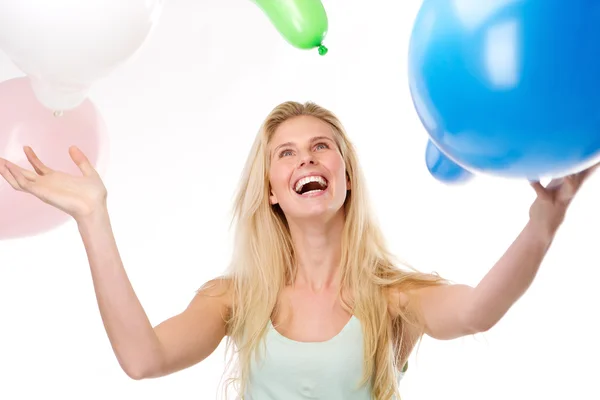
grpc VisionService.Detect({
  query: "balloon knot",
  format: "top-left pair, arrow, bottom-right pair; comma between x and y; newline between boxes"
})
53,110 -> 64,117
318,44 -> 328,56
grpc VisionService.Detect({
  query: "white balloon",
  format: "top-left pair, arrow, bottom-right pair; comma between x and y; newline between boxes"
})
0,0 -> 164,111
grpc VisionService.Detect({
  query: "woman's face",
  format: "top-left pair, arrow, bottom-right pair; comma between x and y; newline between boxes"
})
268,115 -> 350,222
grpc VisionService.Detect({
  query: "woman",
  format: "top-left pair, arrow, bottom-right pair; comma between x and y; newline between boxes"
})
0,101 -> 595,400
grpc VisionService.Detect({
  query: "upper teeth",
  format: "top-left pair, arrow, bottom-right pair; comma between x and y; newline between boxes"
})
295,175 -> 327,192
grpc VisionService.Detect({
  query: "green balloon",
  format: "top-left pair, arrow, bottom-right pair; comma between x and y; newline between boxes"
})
252,0 -> 329,55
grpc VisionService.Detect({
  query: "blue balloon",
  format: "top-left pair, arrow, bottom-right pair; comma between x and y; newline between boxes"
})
425,139 -> 474,184
408,0 -> 600,180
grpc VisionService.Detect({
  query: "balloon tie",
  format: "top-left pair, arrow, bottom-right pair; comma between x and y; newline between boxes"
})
318,44 -> 328,56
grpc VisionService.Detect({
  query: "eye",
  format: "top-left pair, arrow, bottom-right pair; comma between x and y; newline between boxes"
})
279,149 -> 294,158
314,142 -> 329,150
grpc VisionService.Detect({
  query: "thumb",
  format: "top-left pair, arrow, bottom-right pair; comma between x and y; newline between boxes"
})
529,180 -> 551,200
69,146 -> 97,177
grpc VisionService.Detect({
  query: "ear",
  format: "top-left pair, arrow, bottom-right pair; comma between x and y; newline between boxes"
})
346,172 -> 351,191
270,190 -> 279,205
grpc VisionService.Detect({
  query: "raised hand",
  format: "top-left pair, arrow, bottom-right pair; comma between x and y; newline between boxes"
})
0,146 -> 107,222
529,162 -> 600,235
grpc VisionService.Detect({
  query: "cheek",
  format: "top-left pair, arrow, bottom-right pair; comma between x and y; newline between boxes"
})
328,156 -> 346,180
269,166 -> 291,193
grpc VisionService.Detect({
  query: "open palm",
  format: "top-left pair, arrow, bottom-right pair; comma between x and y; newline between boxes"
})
0,146 -> 107,220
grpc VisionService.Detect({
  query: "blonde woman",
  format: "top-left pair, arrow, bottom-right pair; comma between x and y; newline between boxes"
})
0,101 -> 596,400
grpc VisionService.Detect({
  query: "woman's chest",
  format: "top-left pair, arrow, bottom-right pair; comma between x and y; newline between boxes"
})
271,287 -> 353,343
248,314 -> 370,400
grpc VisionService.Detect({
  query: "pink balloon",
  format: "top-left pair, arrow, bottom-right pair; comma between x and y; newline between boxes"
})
0,77 -> 109,240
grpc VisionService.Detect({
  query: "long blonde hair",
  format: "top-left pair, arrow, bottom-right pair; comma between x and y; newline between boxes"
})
218,101 -> 447,399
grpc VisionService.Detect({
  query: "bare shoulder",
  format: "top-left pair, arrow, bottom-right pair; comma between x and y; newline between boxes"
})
385,285 -> 411,318
195,276 -> 234,312
384,286 -> 423,370
385,274 -> 450,318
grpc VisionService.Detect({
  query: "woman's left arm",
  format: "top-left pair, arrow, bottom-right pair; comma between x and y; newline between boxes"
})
409,164 -> 598,340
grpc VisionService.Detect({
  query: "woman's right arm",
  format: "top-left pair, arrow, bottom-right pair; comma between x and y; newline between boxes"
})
1,147 -> 229,380
78,209 -> 231,380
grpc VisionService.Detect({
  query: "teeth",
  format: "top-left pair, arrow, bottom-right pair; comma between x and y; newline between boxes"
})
294,175 -> 327,193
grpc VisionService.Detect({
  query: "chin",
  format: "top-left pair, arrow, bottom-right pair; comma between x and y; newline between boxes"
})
286,204 -> 345,224
278,186 -> 347,224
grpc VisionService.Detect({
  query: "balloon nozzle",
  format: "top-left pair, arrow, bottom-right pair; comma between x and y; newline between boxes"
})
318,44 -> 328,56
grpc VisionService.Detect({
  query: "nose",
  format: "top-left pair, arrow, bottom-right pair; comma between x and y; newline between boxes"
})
298,152 -> 318,167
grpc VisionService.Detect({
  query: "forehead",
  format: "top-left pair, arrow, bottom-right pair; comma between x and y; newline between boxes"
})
269,116 -> 335,147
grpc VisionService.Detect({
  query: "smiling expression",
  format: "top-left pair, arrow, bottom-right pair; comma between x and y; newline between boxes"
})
268,115 -> 350,221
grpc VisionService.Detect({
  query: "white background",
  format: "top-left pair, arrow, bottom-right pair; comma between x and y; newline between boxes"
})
0,1 -> 598,399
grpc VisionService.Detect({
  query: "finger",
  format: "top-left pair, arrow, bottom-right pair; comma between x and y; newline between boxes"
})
530,181 -> 552,200
5,162 -> 37,191
545,177 -> 564,190
0,160 -> 21,190
579,161 -> 600,181
69,146 -> 98,177
23,146 -> 52,175
558,175 -> 579,201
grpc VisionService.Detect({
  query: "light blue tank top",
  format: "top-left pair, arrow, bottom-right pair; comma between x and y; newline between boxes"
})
246,315 -> 404,399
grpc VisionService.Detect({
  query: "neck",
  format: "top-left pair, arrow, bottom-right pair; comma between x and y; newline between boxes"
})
287,211 -> 345,292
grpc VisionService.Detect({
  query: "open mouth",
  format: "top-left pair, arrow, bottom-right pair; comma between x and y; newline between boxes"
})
293,175 -> 329,196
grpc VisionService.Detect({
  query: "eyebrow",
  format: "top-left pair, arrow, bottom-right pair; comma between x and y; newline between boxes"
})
272,136 -> 335,157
